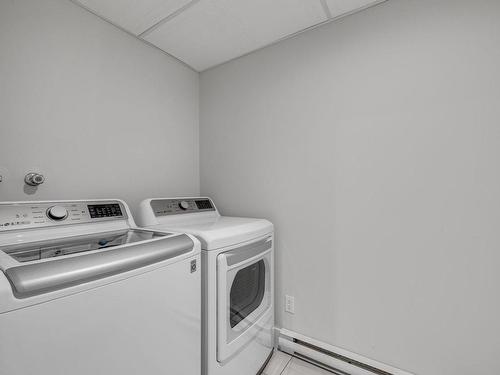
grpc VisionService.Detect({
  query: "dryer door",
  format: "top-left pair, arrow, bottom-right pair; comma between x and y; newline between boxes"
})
216,235 -> 273,363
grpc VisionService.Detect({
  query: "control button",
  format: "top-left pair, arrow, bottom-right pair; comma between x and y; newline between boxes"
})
47,206 -> 68,221
179,201 -> 190,210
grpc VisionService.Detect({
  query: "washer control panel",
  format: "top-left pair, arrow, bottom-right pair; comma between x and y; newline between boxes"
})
150,198 -> 215,217
0,201 -> 127,231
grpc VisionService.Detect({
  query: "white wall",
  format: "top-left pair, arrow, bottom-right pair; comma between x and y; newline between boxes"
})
0,0 -> 199,213
200,0 -> 500,374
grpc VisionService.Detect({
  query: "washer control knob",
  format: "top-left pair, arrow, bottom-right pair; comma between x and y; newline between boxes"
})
47,206 -> 68,221
179,201 -> 190,210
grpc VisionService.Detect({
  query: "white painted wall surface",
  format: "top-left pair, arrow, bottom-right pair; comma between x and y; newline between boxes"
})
0,0 -> 199,212
200,0 -> 500,374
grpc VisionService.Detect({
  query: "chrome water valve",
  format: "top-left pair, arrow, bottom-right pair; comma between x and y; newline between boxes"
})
25,172 -> 45,186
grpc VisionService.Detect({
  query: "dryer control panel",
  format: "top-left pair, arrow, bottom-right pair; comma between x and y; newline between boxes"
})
0,201 -> 128,231
151,198 -> 215,217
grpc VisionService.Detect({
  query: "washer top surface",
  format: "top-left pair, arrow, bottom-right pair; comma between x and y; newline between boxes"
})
137,198 -> 273,250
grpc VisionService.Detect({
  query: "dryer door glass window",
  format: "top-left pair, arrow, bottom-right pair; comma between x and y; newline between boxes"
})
229,259 -> 266,328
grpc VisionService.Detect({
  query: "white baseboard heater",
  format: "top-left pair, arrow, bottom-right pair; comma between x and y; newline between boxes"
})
277,329 -> 415,375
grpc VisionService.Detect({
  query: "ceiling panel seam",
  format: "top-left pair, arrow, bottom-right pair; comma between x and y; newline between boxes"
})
328,0 -> 388,22
201,0 -> 389,72
69,0 -> 199,72
138,0 -> 201,38
319,0 -> 333,19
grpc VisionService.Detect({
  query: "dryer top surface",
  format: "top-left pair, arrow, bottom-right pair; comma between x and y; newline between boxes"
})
147,216 -> 272,250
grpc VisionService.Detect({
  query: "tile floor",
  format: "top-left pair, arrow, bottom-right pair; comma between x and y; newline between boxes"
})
263,351 -> 334,375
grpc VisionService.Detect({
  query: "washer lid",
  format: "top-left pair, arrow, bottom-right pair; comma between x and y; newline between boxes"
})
3,229 -> 168,263
3,233 -> 195,299
151,216 -> 273,250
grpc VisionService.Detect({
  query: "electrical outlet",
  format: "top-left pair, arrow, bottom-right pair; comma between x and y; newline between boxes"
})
285,295 -> 295,314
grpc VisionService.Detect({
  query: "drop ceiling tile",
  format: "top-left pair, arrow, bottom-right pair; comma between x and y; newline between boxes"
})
324,0 -> 384,19
75,0 -> 192,35
143,0 -> 327,71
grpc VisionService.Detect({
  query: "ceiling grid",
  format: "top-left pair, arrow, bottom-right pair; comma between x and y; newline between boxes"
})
71,0 -> 387,71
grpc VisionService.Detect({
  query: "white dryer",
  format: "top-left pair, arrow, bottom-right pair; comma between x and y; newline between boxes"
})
137,197 -> 274,375
0,199 -> 201,375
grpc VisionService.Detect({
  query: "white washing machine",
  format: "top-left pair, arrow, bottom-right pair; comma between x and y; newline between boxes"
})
137,197 -> 274,375
0,199 -> 201,375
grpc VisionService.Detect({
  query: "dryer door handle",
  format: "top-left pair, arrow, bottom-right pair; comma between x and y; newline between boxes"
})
4,234 -> 194,298
223,236 -> 272,268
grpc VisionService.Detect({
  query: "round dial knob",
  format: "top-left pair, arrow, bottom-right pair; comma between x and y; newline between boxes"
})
179,201 -> 190,210
47,206 -> 68,221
